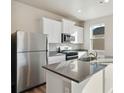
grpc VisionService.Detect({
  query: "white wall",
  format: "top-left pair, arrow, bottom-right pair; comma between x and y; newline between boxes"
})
12,1 -> 65,33
84,15 -> 113,56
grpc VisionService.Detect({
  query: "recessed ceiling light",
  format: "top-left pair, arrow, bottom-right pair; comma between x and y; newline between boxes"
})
99,0 -> 109,4
104,0 -> 109,3
77,10 -> 82,13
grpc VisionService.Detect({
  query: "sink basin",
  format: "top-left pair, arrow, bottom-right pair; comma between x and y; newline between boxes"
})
79,56 -> 96,61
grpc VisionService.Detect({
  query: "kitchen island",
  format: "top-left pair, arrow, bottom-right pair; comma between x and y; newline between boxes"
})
42,59 -> 111,93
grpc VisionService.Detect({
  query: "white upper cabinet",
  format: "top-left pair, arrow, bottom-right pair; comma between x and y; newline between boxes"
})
41,18 -> 84,44
41,17 -> 61,43
62,19 -> 75,34
42,18 -> 53,34
52,20 -> 61,43
71,26 -> 84,44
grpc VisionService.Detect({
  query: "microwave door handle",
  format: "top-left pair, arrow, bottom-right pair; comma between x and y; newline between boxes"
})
64,35 -> 66,42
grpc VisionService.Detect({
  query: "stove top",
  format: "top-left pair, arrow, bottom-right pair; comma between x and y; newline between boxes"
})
61,50 -> 78,60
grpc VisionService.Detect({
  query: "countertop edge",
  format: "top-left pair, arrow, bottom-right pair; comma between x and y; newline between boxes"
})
42,64 -> 107,83
42,66 -> 80,83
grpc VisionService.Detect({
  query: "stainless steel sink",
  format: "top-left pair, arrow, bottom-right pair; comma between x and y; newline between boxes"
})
78,50 -> 97,61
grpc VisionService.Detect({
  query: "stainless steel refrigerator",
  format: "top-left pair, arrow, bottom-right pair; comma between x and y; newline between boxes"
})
11,31 -> 47,93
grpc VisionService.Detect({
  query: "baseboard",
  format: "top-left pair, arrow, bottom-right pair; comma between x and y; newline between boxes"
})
20,82 -> 46,93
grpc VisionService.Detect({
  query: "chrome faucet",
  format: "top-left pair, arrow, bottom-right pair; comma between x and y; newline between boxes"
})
88,50 -> 97,60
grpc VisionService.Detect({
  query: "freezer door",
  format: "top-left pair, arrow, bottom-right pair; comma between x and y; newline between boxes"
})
17,31 -> 47,52
17,52 -> 46,92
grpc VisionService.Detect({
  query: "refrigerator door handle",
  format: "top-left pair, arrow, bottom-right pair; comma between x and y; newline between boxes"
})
27,54 -> 31,87
46,36 -> 48,65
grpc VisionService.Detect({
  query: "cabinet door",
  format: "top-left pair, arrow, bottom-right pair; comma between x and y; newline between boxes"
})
42,18 -> 61,43
47,20 -> 55,43
105,64 -> 113,93
71,26 -> 83,44
83,70 -> 103,93
43,18 -> 53,34
63,20 -> 69,34
62,19 -> 75,34
72,70 -> 103,93
48,20 -> 61,43
77,28 -> 83,43
53,21 -> 61,43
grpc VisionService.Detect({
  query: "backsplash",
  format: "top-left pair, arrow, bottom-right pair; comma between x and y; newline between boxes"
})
48,43 -> 83,51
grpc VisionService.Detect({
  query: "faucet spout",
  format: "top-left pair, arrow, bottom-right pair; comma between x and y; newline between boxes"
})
88,50 -> 97,60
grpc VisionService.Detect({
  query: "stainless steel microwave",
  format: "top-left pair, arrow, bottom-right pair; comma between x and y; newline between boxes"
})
61,33 -> 75,43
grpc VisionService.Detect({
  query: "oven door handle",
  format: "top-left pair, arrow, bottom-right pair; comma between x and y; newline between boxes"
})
67,55 -> 78,58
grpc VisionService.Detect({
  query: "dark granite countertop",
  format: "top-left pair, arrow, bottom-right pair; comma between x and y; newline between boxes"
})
48,51 -> 65,57
61,49 -> 88,52
72,49 -> 88,51
42,59 -> 107,83
48,49 -> 87,57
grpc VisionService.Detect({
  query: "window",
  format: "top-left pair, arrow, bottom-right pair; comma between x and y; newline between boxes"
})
92,38 -> 104,50
90,24 -> 105,51
93,26 -> 104,35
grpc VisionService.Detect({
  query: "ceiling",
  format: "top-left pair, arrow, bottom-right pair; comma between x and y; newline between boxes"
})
15,0 -> 113,21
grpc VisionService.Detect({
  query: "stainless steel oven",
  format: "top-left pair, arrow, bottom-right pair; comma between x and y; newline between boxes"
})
66,52 -> 78,60
62,51 -> 78,60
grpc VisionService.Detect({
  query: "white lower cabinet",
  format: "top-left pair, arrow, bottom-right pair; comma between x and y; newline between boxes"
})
46,69 -> 104,93
105,64 -> 113,93
72,70 -> 103,93
48,55 -> 65,64
46,62 -> 113,93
